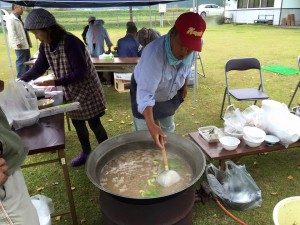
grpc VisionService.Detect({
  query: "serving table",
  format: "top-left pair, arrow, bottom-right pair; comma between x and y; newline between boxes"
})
15,97 -> 78,224
189,131 -> 300,170
24,57 -> 139,73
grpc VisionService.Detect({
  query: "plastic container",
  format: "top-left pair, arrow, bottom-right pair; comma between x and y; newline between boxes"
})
243,126 -> 266,141
37,99 -> 54,109
224,127 -> 243,139
264,135 -> 280,145
243,135 -> 263,148
219,136 -> 240,151
198,126 -> 224,142
273,196 -> 300,225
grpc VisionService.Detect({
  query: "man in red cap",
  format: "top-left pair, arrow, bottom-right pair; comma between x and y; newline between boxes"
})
130,12 -> 206,148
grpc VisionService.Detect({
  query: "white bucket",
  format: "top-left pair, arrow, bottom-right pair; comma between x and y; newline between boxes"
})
273,196 -> 300,225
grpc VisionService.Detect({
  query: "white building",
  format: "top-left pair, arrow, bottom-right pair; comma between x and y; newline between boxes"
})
225,0 -> 300,25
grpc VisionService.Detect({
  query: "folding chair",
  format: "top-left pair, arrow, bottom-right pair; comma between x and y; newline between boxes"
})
220,57 -> 269,119
197,53 -> 205,77
288,55 -> 300,108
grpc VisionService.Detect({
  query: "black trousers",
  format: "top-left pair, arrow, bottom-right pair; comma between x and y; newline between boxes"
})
72,115 -> 108,153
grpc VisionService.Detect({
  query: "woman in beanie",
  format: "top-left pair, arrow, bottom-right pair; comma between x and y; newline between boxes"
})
20,8 -> 108,167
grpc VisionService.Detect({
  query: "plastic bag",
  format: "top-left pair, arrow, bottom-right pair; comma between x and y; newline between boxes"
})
242,105 -> 266,130
262,100 -> 300,148
0,81 -> 39,129
206,160 -> 262,211
223,105 -> 246,135
31,194 -> 54,225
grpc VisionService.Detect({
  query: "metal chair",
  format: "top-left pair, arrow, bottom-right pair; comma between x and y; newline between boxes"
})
220,57 -> 269,119
197,53 -> 205,77
288,55 -> 300,108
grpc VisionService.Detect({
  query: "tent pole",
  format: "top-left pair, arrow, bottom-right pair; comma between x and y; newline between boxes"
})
279,0 -> 283,25
149,6 -> 152,28
193,52 -> 198,105
129,6 -> 133,21
0,2 -> 15,80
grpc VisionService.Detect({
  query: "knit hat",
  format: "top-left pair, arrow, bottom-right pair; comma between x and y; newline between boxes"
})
175,12 -> 206,51
24,8 -> 57,30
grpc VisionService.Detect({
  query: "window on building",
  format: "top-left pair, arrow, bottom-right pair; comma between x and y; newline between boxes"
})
261,0 -> 274,7
248,0 -> 260,8
237,0 -> 274,8
237,0 -> 248,8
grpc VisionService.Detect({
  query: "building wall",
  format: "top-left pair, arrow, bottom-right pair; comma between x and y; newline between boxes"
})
225,0 -> 300,25
282,0 -> 300,8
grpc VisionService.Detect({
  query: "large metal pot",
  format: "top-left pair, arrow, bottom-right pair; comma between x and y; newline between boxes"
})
86,130 -> 206,198
85,131 -> 206,225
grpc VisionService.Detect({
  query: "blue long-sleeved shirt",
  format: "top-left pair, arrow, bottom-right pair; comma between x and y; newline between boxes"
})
117,34 -> 143,57
134,35 -> 193,114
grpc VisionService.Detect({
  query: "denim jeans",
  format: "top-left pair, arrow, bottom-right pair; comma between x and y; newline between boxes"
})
133,115 -> 175,133
15,49 -> 30,78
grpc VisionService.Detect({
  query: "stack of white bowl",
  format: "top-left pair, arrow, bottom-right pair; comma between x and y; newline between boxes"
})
243,126 -> 266,147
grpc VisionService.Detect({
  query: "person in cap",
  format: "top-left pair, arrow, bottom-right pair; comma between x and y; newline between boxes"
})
0,80 -> 39,225
19,8 -> 108,167
130,12 -> 206,148
6,4 -> 32,78
86,19 -> 113,57
82,16 -> 96,45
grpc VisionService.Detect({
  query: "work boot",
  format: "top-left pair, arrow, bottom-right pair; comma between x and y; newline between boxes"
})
71,151 -> 89,167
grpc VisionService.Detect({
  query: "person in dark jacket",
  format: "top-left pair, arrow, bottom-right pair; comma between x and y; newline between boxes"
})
20,9 -> 108,167
117,25 -> 143,57
81,16 -> 95,45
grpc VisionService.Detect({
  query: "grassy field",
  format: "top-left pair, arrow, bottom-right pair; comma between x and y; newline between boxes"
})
1,10 -> 300,225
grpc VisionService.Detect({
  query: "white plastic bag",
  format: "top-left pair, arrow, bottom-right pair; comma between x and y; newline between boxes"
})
0,81 -> 39,129
262,100 -> 300,148
242,105 -> 266,130
206,161 -> 262,211
31,194 -> 54,225
224,105 -> 246,135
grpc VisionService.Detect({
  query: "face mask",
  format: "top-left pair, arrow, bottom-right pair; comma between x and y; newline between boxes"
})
164,31 -> 194,66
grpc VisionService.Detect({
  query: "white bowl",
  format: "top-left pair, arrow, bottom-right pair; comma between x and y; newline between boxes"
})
243,126 -> 266,141
264,135 -> 280,145
219,136 -> 240,151
243,135 -> 263,148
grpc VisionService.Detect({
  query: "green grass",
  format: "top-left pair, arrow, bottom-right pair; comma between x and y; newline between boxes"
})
1,12 -> 300,225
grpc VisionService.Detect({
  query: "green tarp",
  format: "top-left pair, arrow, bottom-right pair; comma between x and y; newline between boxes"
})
262,65 -> 299,76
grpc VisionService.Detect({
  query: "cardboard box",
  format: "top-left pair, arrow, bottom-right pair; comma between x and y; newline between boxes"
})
113,73 -> 132,81
114,79 -> 131,93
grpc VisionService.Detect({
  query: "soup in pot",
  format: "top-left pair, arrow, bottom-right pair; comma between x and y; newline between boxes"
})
99,149 -> 193,198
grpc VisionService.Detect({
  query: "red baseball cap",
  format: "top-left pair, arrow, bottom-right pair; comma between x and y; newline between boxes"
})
175,12 -> 206,52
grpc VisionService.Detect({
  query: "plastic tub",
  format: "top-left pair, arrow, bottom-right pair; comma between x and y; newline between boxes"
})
273,196 -> 300,225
